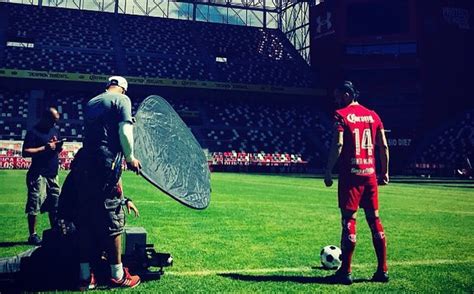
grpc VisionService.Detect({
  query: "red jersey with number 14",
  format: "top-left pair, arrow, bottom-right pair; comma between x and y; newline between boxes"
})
335,103 -> 384,178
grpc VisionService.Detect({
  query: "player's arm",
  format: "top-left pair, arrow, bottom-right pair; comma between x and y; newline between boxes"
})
125,198 -> 140,217
115,178 -> 140,217
22,145 -> 47,157
376,128 -> 389,185
118,96 -> 141,174
119,121 -> 141,174
22,133 -> 57,157
324,130 -> 344,187
118,122 -> 135,162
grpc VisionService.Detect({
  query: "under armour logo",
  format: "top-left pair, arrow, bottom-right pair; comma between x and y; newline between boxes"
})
316,12 -> 332,34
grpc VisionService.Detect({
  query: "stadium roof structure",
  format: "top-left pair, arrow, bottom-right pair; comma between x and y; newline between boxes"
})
1,0 -> 314,63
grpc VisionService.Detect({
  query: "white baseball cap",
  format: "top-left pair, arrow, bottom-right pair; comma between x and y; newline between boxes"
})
107,76 -> 128,92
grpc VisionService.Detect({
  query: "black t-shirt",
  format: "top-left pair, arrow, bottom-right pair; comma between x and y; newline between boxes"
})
23,126 -> 60,177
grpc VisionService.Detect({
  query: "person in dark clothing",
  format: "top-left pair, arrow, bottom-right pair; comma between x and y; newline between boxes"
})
71,76 -> 142,290
22,107 -> 63,246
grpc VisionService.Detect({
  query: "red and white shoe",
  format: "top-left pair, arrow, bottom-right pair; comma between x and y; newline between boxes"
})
110,267 -> 141,288
78,273 -> 97,291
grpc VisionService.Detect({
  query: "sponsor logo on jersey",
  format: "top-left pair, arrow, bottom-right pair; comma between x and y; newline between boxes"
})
347,113 -> 374,124
351,157 -> 374,165
350,167 -> 375,175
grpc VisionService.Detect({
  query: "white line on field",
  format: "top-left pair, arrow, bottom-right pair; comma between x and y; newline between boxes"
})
129,201 -> 474,214
1,201 -> 473,215
166,259 -> 474,276
134,200 -> 335,209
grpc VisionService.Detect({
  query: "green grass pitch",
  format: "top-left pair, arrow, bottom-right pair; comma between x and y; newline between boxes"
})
0,170 -> 473,292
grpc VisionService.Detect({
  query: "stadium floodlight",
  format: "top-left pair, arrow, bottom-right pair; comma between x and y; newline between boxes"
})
134,95 -> 211,209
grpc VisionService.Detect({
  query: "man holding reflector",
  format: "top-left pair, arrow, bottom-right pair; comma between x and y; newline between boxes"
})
75,76 -> 142,290
73,80 -> 211,289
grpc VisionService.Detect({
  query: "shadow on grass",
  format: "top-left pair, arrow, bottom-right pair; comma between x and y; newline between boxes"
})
218,273 -> 372,285
0,241 -> 29,247
0,271 -> 161,293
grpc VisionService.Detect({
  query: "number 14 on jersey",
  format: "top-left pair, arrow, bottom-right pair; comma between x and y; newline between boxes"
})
353,128 -> 374,156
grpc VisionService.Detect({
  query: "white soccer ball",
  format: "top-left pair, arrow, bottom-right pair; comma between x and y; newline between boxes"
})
320,245 -> 342,270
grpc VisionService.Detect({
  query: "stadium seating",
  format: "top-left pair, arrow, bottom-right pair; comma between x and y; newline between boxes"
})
209,151 -> 306,166
201,128 -> 318,159
120,15 -> 197,56
125,55 -> 213,80
0,120 -> 27,141
0,2 -> 324,168
0,85 -> 330,166
1,2 -> 314,88
0,90 -> 29,140
3,47 -> 116,74
0,90 -> 29,119
198,96 -> 328,164
6,3 -> 113,50
416,110 -> 473,170
3,4 -> 115,73
205,99 -> 325,129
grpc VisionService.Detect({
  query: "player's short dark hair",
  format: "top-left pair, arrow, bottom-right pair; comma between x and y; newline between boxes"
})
336,81 -> 360,100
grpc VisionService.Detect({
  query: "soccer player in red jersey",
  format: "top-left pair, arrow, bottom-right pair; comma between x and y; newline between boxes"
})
324,81 -> 390,285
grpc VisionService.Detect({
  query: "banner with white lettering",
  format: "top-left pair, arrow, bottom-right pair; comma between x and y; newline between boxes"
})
0,140 -> 82,170
0,68 -> 323,96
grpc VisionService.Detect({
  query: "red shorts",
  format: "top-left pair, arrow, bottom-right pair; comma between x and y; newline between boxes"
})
338,175 -> 379,211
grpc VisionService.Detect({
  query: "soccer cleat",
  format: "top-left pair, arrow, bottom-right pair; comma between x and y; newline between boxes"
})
78,273 -> 97,291
372,271 -> 389,283
110,267 -> 141,288
27,233 -> 42,246
328,269 -> 353,285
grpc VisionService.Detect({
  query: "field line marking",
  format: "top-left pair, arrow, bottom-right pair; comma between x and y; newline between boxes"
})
0,201 -> 473,215
130,201 -> 474,214
166,259 -> 474,276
